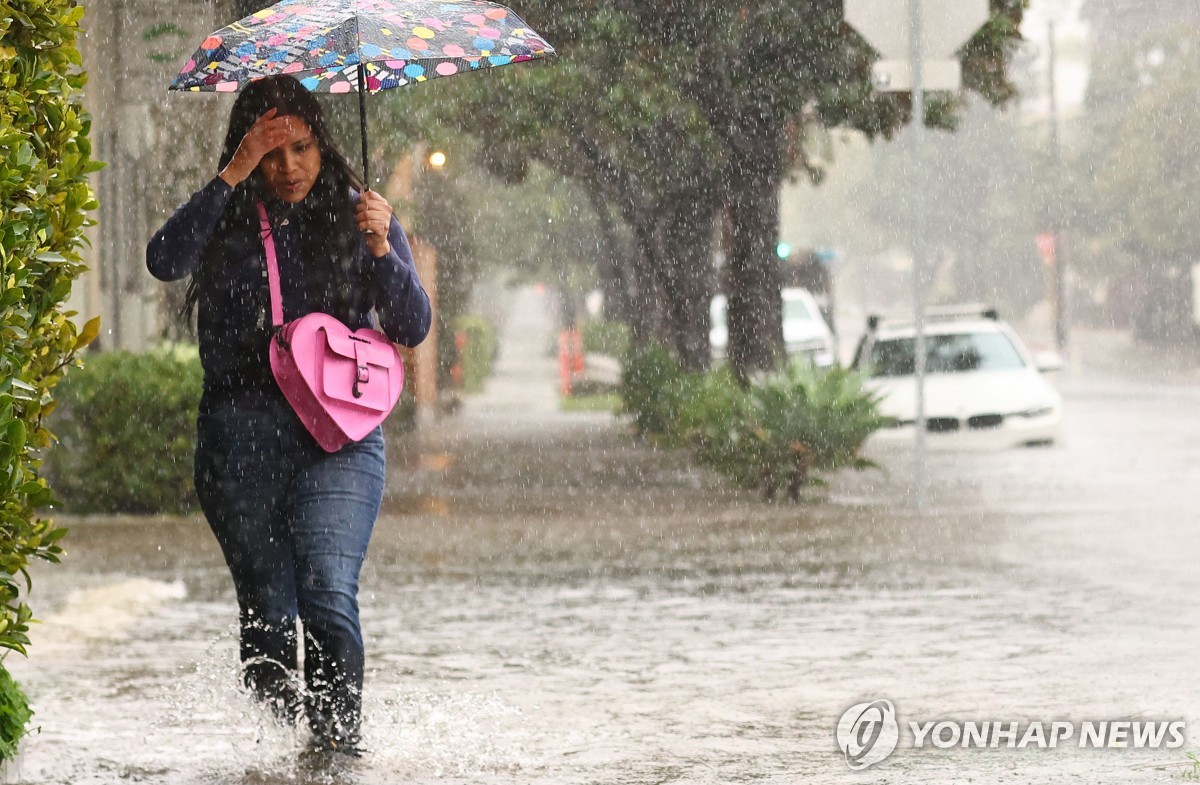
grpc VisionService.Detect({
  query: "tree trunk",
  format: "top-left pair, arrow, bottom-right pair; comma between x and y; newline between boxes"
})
589,191 -> 635,327
627,218 -> 670,349
726,123 -> 786,379
660,198 -> 718,371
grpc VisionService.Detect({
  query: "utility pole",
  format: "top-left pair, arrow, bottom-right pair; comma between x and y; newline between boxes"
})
1048,20 -> 1069,355
910,0 -> 929,510
845,0 -> 990,512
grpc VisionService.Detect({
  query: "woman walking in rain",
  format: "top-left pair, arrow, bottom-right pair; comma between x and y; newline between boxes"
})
147,74 -> 430,753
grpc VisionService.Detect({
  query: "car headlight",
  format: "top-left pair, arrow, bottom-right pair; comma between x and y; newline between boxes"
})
1012,405 -> 1055,419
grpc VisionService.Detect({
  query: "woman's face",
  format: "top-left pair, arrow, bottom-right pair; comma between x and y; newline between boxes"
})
259,117 -> 321,204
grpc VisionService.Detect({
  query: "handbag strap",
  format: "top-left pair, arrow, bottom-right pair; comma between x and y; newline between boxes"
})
255,201 -> 285,329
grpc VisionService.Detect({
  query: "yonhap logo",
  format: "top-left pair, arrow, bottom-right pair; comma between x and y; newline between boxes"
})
834,698 -> 1186,772
837,699 -> 900,770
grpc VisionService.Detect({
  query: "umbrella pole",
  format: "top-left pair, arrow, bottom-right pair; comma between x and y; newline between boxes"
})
357,60 -> 369,190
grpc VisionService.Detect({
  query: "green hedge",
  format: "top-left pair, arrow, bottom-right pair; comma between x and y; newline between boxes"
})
45,346 -> 203,515
2,3 -> 99,631
619,342 -> 703,439
0,664 -> 30,760
1,0 -> 100,755
621,344 -> 888,499
452,313 -> 498,393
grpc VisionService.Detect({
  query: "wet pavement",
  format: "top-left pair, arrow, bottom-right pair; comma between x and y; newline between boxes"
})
7,286 -> 1200,784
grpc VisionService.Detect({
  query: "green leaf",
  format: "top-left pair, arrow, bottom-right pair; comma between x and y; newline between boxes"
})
75,315 -> 100,349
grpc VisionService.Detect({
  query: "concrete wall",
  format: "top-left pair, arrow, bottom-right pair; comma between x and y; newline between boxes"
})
72,0 -> 236,351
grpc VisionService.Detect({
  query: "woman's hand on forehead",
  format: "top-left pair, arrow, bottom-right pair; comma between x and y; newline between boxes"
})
262,112 -> 312,149
219,108 -> 314,188
275,115 -> 315,146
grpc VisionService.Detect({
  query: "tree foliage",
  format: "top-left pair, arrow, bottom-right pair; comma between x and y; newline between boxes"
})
1075,26 -> 1200,341
1,0 -> 100,659
224,1 -> 1028,374
425,0 -> 1026,375
1081,30 -> 1200,260
814,97 -> 1045,317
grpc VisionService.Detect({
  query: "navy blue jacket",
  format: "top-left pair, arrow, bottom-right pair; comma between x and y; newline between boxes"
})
147,176 -> 431,413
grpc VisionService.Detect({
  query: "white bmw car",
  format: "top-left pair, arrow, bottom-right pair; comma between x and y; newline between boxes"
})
851,307 -> 1063,448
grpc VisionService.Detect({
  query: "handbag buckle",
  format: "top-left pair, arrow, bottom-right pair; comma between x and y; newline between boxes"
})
353,363 -> 369,398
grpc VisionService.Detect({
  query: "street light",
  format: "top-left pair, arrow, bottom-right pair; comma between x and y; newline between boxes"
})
428,150 -> 447,169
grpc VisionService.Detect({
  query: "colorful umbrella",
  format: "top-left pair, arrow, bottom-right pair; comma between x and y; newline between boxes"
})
169,0 -> 555,183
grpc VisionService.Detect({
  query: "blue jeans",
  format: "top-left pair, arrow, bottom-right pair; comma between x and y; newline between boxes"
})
194,397 -> 385,744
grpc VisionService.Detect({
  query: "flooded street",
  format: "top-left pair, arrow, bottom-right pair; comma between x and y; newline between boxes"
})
9,288 -> 1200,784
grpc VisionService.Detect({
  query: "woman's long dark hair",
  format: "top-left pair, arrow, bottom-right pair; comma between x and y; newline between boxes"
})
182,75 -> 366,325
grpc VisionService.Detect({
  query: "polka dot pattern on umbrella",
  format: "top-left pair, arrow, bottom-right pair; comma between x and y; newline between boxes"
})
169,0 -> 554,93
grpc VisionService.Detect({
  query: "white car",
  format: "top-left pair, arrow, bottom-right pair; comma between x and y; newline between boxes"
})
710,287 -> 836,367
850,306 -> 1063,448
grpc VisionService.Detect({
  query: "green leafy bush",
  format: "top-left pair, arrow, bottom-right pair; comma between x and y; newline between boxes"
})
675,367 -> 754,479
452,314 -> 498,393
619,342 -> 702,439
45,346 -> 203,515
621,345 -> 887,498
0,664 -> 31,761
0,1 -> 98,755
1,0 -> 100,679
581,319 -> 630,357
723,364 -> 889,500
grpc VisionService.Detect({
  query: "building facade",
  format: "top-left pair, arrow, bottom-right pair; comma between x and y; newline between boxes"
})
72,0 -> 231,351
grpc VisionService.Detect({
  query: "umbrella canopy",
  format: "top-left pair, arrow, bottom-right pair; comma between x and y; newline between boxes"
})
170,0 -> 554,94
168,0 -> 554,184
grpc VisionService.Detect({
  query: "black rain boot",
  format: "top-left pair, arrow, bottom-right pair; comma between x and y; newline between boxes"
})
244,657 -> 304,726
304,626 -> 365,755
306,688 -> 362,755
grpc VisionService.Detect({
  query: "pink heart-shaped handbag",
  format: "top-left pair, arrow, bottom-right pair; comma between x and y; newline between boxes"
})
257,202 -> 404,452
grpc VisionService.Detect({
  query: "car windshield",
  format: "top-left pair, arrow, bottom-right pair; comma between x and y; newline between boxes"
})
713,296 -> 812,329
865,332 -> 1026,377
783,297 -> 812,322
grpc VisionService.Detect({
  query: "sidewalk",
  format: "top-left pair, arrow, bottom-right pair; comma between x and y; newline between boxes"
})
404,284 -> 615,443
460,285 -> 563,422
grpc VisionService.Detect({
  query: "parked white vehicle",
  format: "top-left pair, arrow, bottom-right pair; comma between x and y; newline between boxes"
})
710,287 -> 836,367
850,306 -> 1063,448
